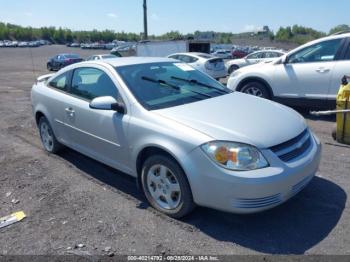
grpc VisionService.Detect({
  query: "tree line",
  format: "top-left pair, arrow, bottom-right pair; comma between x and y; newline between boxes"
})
0,22 -> 349,45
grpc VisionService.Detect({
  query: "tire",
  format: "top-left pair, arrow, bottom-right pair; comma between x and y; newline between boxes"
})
240,81 -> 270,99
228,65 -> 239,74
141,155 -> 195,218
47,63 -> 52,71
38,116 -> 62,153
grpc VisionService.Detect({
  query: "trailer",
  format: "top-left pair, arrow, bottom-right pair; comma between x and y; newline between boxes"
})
136,40 -> 211,57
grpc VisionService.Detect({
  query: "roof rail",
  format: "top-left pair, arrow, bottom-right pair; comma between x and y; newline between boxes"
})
331,30 -> 350,36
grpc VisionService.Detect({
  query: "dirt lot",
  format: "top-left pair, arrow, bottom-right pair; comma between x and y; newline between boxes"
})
0,45 -> 349,256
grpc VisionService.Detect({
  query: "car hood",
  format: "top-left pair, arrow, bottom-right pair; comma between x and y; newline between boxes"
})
155,92 -> 306,149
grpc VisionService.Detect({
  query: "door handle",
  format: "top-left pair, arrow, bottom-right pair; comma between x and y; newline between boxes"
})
316,68 -> 330,73
65,107 -> 75,117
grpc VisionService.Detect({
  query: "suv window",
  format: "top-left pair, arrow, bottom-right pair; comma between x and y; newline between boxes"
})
49,71 -> 70,91
288,39 -> 342,64
71,67 -> 119,100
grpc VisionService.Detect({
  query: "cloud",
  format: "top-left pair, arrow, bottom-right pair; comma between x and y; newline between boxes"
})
107,13 -> 117,18
24,12 -> 33,17
151,13 -> 160,21
243,25 -> 263,32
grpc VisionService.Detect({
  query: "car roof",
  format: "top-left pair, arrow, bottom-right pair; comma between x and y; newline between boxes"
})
91,57 -> 177,67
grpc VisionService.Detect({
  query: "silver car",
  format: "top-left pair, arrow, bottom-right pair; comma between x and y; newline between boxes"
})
31,57 -> 321,218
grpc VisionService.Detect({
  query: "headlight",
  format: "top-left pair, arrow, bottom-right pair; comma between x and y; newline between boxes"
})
201,141 -> 269,171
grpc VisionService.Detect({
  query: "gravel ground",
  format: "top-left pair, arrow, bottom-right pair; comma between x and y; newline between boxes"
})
0,45 -> 349,256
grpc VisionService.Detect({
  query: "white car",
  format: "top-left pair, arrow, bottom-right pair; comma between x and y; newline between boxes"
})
212,50 -> 232,59
225,50 -> 285,74
86,54 -> 117,61
168,52 -> 227,80
227,32 -> 350,108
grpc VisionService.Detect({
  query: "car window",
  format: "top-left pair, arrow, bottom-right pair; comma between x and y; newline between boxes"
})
70,67 -> 119,100
288,39 -> 342,64
49,71 -> 70,91
265,52 -> 275,58
247,52 -> 264,59
344,40 -> 350,60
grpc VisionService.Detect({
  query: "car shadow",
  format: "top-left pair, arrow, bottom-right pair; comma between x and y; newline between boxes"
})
182,176 -> 346,254
57,148 -> 346,255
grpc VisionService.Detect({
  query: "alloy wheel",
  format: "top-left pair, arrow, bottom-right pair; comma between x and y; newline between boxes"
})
146,164 -> 181,210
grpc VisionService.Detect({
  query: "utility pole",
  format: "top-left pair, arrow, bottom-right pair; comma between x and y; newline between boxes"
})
143,0 -> 148,40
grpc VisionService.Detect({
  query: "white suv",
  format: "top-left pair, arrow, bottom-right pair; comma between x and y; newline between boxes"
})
227,32 -> 350,108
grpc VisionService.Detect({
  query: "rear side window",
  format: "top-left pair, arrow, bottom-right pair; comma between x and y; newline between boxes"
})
49,72 -> 70,91
70,67 -> 119,100
179,55 -> 198,63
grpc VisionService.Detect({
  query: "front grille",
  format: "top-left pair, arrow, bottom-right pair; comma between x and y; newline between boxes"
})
270,129 -> 312,162
233,193 -> 282,209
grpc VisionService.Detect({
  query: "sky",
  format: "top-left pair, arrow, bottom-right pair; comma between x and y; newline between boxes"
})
0,0 -> 349,35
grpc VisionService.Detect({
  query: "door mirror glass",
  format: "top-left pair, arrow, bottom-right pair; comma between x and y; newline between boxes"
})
89,96 -> 125,114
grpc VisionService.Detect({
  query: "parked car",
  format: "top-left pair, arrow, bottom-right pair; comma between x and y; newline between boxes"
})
227,32 -> 350,108
231,48 -> 248,59
47,54 -> 83,71
211,50 -> 232,59
18,41 -> 29,48
86,54 -> 118,61
0,41 -> 4,47
168,52 -> 227,79
70,43 -> 81,48
31,57 -> 321,218
226,50 -> 285,74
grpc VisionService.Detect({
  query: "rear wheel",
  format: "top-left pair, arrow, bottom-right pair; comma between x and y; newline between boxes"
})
38,117 -> 62,153
47,63 -> 52,71
228,65 -> 239,74
240,81 -> 270,99
141,155 -> 195,218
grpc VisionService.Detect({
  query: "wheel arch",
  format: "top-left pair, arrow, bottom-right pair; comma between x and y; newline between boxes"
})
135,145 -> 191,191
237,77 -> 274,99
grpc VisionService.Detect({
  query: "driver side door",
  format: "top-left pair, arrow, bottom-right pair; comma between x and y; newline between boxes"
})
272,38 -> 343,105
63,66 -> 131,173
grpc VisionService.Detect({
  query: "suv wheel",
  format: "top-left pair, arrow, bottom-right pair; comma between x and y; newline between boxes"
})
141,155 -> 195,218
38,117 -> 62,153
241,81 -> 270,99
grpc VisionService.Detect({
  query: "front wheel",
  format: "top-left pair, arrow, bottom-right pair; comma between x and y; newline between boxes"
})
228,65 -> 239,74
141,155 -> 195,218
38,117 -> 62,153
240,81 -> 270,99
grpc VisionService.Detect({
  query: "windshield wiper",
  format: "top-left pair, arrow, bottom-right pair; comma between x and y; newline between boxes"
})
171,76 -> 231,94
141,76 -> 213,98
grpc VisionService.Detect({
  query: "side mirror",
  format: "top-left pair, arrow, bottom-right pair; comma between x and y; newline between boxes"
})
89,96 -> 126,114
280,55 -> 288,64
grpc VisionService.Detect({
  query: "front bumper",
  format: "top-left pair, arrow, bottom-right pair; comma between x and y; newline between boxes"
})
182,133 -> 322,214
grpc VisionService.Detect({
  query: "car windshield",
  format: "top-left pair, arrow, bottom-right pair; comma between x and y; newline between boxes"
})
116,62 -> 231,110
64,54 -> 80,59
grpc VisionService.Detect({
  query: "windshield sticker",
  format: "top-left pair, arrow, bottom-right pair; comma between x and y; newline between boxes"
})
174,63 -> 195,71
